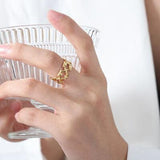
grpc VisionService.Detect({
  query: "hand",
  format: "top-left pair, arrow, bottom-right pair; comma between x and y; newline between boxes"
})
0,10 -> 128,160
0,99 -> 64,159
0,99 -> 30,141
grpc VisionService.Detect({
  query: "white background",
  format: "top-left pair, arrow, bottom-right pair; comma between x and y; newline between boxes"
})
0,0 -> 159,159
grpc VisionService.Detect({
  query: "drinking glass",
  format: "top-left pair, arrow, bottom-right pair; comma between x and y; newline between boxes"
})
0,24 -> 99,139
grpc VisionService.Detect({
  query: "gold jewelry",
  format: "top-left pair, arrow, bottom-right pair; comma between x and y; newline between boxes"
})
50,59 -> 72,84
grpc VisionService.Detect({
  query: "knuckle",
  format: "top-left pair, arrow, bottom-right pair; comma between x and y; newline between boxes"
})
84,83 -> 100,106
71,101 -> 89,120
44,51 -> 59,69
88,91 -> 99,105
87,92 -> 101,110
22,78 -> 38,95
84,78 -> 107,106
87,88 -> 107,112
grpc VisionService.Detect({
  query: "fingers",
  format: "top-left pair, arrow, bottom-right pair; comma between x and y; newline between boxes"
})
0,10 -> 101,77
0,78 -> 68,111
0,43 -> 79,85
15,107 -> 57,136
48,10 -> 100,74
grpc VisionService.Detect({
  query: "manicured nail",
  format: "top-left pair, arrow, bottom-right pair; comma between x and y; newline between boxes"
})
0,44 -> 11,55
48,10 -> 63,22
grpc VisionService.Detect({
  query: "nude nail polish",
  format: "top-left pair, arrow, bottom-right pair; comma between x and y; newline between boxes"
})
0,44 -> 11,54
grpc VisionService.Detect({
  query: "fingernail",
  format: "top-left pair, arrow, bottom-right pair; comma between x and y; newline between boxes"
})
48,10 -> 63,22
0,44 -> 11,55
10,101 -> 22,113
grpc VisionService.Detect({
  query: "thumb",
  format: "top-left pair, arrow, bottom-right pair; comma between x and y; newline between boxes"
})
15,108 -> 57,136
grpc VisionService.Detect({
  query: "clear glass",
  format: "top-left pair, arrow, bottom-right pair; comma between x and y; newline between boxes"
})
0,24 -> 99,139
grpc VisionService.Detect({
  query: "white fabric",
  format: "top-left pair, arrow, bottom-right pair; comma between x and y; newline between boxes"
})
0,138 -> 42,160
128,145 -> 160,160
0,0 -> 159,159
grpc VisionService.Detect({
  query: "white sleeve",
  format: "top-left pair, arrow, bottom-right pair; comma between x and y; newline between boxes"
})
127,144 -> 160,160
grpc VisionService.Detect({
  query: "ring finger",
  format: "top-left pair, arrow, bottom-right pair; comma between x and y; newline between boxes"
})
0,43 -> 80,85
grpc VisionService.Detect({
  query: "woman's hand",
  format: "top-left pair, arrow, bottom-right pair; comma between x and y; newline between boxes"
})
0,99 -> 65,159
0,10 -> 128,160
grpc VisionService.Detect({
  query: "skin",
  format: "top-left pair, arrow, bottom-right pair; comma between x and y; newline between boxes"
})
145,0 -> 160,100
41,138 -> 65,160
0,99 -> 64,160
0,10 -> 128,160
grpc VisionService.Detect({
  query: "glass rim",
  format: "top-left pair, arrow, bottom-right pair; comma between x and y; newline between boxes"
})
0,23 -> 100,33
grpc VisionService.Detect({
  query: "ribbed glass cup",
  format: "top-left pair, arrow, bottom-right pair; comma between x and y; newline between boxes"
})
0,24 -> 99,139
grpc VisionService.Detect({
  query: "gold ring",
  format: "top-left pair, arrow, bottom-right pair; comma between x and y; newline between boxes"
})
50,59 -> 72,84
